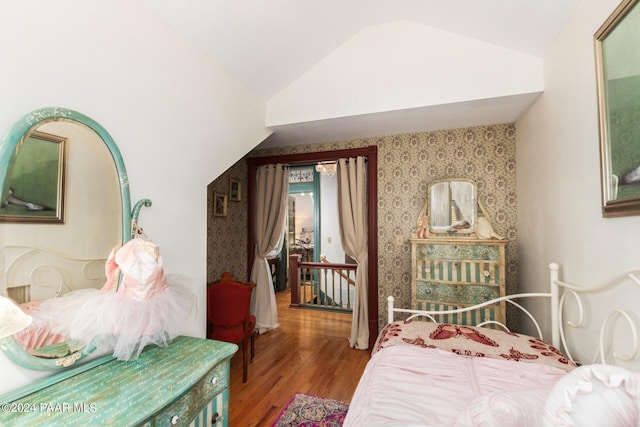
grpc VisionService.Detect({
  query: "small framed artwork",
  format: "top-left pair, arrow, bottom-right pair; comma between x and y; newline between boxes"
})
213,192 -> 228,217
595,0 -> 640,217
0,130 -> 67,223
229,178 -> 242,202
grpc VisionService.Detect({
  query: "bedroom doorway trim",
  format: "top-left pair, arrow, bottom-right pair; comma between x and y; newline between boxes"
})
247,146 -> 378,349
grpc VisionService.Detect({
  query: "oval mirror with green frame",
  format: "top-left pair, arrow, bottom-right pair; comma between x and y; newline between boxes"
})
0,107 -> 150,401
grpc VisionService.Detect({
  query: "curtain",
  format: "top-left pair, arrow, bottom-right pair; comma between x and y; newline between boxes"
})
337,156 -> 369,349
250,163 -> 289,333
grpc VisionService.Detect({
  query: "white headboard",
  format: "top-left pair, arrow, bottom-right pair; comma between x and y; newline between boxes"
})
387,262 -> 640,370
551,262 -> 640,370
4,245 -> 107,303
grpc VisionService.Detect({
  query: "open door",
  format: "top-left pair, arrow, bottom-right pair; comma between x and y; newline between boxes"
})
247,146 -> 379,349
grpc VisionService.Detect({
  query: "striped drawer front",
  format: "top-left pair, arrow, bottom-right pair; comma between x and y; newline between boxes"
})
414,301 -> 497,326
190,391 -> 227,427
415,281 -> 499,305
417,258 -> 501,285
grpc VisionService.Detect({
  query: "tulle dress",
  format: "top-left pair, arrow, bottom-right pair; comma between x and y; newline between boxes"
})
31,237 -> 195,360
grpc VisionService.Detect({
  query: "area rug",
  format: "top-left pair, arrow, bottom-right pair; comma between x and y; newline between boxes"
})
271,393 -> 350,427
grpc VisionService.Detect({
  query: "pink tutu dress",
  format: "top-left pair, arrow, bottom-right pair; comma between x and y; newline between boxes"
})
20,236 -> 195,360
68,237 -> 196,360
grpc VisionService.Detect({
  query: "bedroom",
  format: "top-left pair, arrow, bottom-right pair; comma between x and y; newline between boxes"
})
1,0 -> 640,424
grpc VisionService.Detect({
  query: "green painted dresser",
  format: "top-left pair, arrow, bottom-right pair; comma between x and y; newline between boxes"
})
411,237 -> 507,325
0,336 -> 237,427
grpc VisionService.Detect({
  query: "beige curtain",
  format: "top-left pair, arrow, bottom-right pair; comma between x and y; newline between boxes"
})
337,156 -> 369,349
250,163 -> 289,333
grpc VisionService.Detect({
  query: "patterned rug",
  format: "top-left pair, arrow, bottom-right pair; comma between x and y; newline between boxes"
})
271,393 -> 350,427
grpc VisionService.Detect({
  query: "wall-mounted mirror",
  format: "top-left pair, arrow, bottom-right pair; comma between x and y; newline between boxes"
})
0,107 -> 149,399
428,179 -> 477,235
595,0 -> 640,217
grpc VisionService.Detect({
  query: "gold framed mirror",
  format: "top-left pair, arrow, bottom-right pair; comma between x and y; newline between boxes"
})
595,0 -> 640,217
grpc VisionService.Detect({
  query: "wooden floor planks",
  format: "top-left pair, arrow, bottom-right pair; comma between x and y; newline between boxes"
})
226,290 -> 371,426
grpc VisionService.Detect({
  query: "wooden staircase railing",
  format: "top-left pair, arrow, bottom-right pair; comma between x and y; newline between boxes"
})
289,253 -> 357,311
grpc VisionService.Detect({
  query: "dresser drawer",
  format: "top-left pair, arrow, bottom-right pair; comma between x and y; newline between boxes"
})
150,388 -> 195,426
416,259 -> 502,284
144,361 -> 230,426
190,393 -> 228,427
416,243 -> 500,261
199,363 -> 228,398
415,281 -> 499,305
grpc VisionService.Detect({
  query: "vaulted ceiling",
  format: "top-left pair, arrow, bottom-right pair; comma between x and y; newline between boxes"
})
140,1 -> 582,148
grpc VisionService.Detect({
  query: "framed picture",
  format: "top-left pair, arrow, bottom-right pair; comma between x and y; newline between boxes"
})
595,0 -> 640,217
0,130 -> 66,223
213,192 -> 228,217
229,177 -> 242,202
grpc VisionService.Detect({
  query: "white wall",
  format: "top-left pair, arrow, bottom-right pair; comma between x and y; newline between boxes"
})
0,0 -> 271,339
517,0 -> 640,367
268,19 -> 543,126
319,173 -> 344,264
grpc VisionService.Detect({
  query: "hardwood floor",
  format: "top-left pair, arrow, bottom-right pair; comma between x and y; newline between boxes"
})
227,290 -> 371,426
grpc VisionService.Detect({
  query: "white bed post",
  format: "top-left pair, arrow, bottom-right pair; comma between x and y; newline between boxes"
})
387,296 -> 395,323
549,263 -> 560,349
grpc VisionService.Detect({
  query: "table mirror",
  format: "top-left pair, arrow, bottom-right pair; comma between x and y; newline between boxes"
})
428,179 -> 477,235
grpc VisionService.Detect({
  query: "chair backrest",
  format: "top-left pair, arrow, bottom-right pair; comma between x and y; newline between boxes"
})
207,272 -> 256,328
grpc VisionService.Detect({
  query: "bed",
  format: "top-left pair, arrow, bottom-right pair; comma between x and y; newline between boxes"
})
0,246 -> 110,396
3,246 -> 108,353
344,262 -> 640,426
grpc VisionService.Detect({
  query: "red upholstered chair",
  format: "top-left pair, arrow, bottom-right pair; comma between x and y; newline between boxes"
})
207,272 -> 257,383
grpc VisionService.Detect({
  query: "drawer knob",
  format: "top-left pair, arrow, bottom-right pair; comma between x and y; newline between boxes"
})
211,412 -> 220,425
483,270 -> 490,277
211,377 -> 219,386
171,415 -> 179,425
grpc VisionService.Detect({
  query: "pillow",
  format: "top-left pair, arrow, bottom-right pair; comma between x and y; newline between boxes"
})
373,320 -> 576,371
543,364 -> 640,426
456,387 -> 551,427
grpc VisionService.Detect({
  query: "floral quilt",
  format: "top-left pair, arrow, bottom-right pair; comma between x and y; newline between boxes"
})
373,320 -> 576,371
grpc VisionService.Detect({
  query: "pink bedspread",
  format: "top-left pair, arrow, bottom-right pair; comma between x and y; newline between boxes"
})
373,320 -> 575,371
14,301 -> 66,352
343,345 -> 568,426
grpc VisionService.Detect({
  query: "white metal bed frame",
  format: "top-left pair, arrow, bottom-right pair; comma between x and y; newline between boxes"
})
387,262 -> 640,367
4,245 -> 107,303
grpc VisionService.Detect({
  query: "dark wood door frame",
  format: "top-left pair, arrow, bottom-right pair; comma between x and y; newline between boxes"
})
247,146 -> 378,349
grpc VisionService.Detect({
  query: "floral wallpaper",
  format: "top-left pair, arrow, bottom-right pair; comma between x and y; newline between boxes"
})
207,122 -> 518,330
207,158 -> 248,284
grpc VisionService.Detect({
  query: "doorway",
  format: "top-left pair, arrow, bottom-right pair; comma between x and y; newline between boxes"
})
247,146 -> 378,349
280,164 -> 349,292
